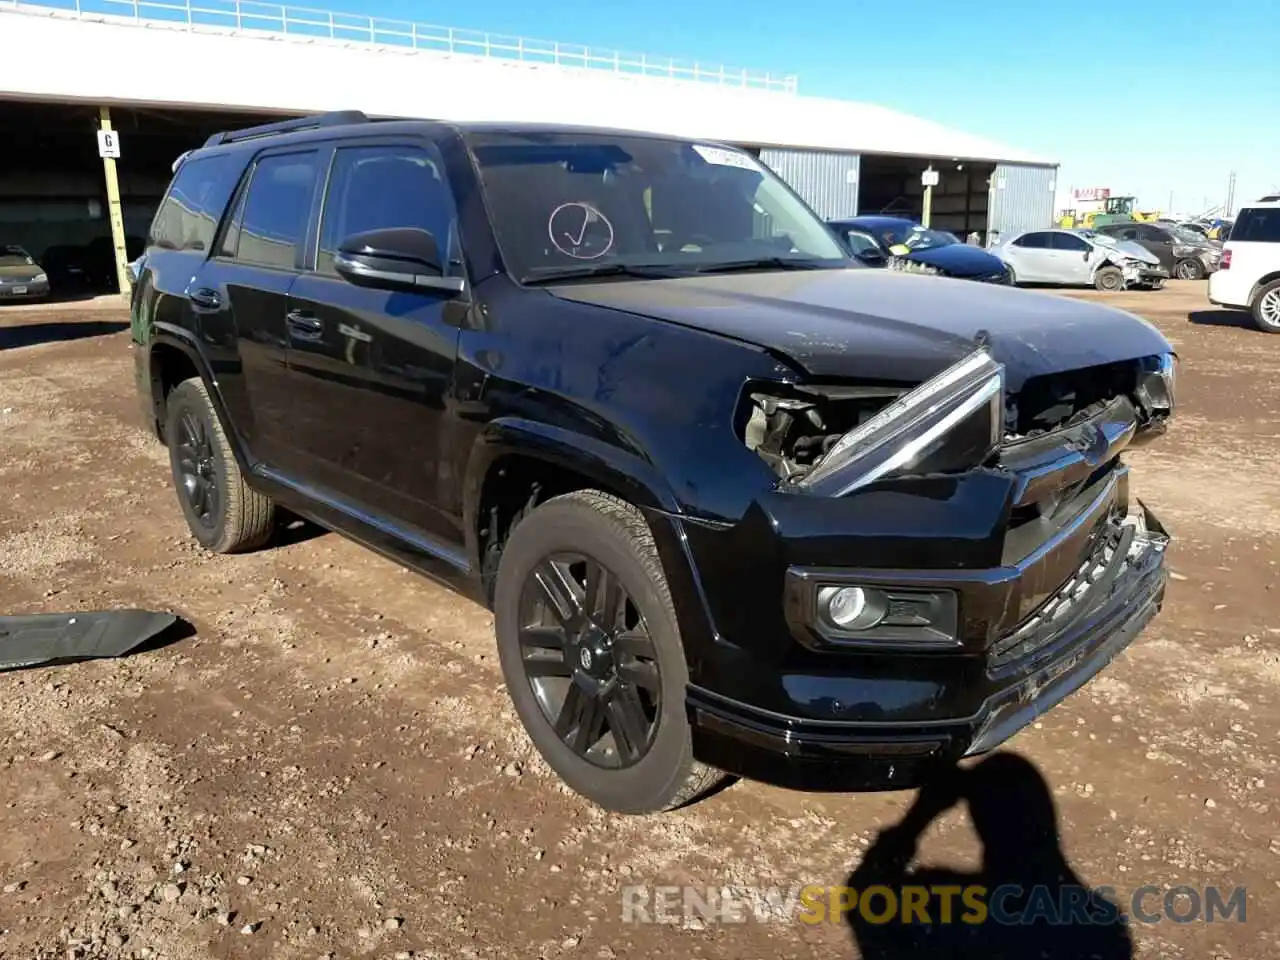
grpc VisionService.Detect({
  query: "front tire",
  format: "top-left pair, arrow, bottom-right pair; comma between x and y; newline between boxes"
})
1094,266 -> 1124,292
493,490 -> 724,813
1252,280 -> 1280,334
164,377 -> 275,553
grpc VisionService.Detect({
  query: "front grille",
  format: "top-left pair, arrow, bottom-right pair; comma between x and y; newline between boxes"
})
989,509 -> 1126,667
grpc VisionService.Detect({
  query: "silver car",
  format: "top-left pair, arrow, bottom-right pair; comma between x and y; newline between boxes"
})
992,228 -> 1168,292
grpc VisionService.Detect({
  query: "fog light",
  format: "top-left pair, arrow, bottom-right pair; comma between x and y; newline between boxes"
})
818,586 -> 887,631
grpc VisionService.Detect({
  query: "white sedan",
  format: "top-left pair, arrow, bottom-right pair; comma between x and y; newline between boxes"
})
992,228 -> 1168,292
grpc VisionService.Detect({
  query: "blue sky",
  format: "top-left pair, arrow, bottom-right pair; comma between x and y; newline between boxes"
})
317,0 -> 1277,216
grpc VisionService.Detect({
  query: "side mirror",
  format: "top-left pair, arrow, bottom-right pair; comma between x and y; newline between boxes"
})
334,227 -> 465,295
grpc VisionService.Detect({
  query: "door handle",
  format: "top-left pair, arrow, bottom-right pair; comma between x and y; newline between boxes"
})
188,287 -> 222,310
285,310 -> 323,334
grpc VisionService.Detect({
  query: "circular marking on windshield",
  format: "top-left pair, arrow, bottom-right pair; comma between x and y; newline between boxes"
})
548,202 -> 615,260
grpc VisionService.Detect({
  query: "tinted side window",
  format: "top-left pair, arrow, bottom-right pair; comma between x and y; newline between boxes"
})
317,144 -> 459,276
1138,225 -> 1169,242
1051,233 -> 1089,251
233,152 -> 320,270
148,154 -> 242,253
1231,208 -> 1280,243
1013,232 -> 1050,248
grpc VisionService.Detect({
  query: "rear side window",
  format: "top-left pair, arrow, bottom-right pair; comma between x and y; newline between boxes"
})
231,152 -> 321,270
1230,208 -> 1280,243
148,154 -> 242,253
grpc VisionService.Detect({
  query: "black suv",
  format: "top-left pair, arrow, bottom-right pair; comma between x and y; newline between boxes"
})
133,112 -> 1176,813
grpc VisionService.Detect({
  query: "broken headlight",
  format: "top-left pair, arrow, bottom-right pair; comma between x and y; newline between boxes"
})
889,258 -> 941,276
791,349 -> 1005,496
1132,352 -> 1176,441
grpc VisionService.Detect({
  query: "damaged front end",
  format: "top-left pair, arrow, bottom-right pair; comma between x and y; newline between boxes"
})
741,346 -> 1175,494
687,344 -> 1176,789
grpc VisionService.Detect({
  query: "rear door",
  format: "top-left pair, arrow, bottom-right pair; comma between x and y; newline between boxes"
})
1136,225 -> 1177,270
189,147 -> 325,470
1005,231 -> 1055,281
282,139 -> 466,549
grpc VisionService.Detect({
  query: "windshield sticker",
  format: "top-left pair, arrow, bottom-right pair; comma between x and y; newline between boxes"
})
691,144 -> 761,172
548,202 -> 616,260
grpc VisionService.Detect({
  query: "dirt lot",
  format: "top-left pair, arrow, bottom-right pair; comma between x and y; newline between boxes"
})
1,282 -> 1277,960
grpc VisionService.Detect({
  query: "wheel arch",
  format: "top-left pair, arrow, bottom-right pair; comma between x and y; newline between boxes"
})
147,325 -> 251,471
462,418 -> 684,603
1249,271 -> 1280,304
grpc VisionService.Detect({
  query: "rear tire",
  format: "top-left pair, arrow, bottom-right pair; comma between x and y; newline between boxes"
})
164,377 -> 275,553
493,489 -> 725,813
1094,266 -> 1124,292
1175,258 -> 1204,281
1251,280 -> 1280,334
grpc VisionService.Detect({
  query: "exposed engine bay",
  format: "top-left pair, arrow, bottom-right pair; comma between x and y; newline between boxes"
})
743,353 -> 1175,483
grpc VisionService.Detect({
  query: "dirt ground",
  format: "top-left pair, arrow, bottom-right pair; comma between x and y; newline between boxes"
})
1,282 -> 1277,960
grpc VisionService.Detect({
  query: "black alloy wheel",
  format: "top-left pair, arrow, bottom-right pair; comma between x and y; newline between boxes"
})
163,377 -> 275,554
518,552 -> 661,768
174,408 -> 220,530
492,489 -> 724,813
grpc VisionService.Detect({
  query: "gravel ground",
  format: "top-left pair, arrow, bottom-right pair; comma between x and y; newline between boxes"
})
0,282 -> 1277,959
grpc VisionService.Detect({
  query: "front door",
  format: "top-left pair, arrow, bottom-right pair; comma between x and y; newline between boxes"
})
283,141 -> 466,549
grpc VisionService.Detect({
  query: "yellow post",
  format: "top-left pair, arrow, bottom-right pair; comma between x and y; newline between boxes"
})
921,167 -> 938,227
98,106 -> 132,302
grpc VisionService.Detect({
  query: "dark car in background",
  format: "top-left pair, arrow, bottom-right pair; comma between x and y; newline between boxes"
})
1095,221 -> 1221,280
827,216 -> 1010,283
0,244 -> 50,303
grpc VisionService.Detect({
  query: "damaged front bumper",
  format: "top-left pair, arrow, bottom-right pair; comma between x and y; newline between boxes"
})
1120,261 -> 1170,286
676,476 -> 1168,791
662,347 -> 1175,793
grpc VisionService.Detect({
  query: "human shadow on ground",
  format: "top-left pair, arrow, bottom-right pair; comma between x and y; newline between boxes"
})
845,751 -> 1132,960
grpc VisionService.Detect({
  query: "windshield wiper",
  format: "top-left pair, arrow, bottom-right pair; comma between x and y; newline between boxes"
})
520,263 -> 683,285
691,256 -> 834,275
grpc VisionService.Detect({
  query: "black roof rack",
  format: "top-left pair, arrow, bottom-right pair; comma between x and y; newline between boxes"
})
203,110 -> 370,147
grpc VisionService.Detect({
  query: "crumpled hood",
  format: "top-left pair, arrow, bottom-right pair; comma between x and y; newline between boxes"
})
549,268 -> 1171,390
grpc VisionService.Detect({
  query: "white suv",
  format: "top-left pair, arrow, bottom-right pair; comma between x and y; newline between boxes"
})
1208,201 -> 1280,333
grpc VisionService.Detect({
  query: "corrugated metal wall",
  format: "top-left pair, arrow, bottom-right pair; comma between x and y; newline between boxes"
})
758,149 -> 861,219
989,163 -> 1057,239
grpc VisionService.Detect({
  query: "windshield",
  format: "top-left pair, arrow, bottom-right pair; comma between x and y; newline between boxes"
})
876,225 -> 959,252
464,132 -> 849,281
0,244 -> 34,268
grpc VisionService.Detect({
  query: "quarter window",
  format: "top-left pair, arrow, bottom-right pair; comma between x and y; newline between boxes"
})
231,152 -> 320,270
1231,208 -> 1280,243
317,145 -> 459,277
149,153 -> 241,253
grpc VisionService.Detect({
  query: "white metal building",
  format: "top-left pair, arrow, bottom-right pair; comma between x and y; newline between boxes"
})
0,0 -> 1057,291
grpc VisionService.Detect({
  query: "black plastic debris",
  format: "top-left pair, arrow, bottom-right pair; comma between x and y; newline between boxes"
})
0,609 -> 178,673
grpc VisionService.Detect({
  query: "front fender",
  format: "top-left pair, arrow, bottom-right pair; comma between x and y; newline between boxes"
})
461,416 -> 685,566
